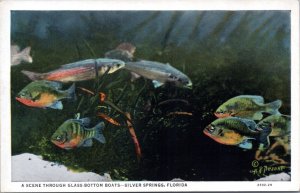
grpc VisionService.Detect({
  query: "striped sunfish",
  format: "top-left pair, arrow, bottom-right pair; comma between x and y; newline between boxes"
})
204,117 -> 272,150
21,58 -> 125,83
214,95 -> 282,120
51,118 -> 106,150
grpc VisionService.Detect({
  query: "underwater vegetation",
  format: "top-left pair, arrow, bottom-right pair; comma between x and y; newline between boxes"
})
11,11 -> 290,181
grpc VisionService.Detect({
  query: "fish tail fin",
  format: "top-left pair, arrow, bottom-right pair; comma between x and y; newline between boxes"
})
20,47 -> 33,63
257,122 -> 272,150
67,83 -> 77,101
265,99 -> 282,115
94,122 -> 106,144
21,70 -> 42,81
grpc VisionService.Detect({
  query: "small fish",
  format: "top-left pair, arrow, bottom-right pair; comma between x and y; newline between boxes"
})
203,117 -> 271,150
11,45 -> 33,66
21,58 -> 125,83
125,60 -> 192,88
105,42 -> 136,62
214,95 -> 282,120
15,80 -> 76,110
51,118 -> 106,150
258,114 -> 290,137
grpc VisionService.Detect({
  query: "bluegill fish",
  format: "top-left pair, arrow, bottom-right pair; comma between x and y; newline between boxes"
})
105,42 -> 136,62
11,45 -> 33,66
125,60 -> 192,88
51,118 -> 106,150
258,114 -> 290,137
204,117 -> 271,150
214,95 -> 282,120
16,80 -> 75,110
21,58 -> 125,83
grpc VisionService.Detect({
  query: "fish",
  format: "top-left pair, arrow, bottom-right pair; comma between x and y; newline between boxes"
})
21,58 -> 125,83
104,42 -> 136,62
11,45 -> 33,66
51,118 -> 106,150
125,60 -> 192,88
214,95 -> 282,120
15,80 -> 76,110
203,117 -> 271,150
258,114 -> 290,137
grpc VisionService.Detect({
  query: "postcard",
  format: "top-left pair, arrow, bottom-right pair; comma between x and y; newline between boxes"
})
0,0 -> 299,192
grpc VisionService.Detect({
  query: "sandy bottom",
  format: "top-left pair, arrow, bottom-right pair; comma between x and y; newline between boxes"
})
12,153 -> 112,182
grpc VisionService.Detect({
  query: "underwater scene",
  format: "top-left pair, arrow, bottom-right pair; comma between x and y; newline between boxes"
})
11,11 -> 291,181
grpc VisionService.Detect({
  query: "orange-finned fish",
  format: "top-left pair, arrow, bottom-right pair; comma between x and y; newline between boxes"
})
21,58 -> 125,83
51,117 -> 106,150
97,113 -> 121,126
203,117 -> 271,150
15,80 -> 76,110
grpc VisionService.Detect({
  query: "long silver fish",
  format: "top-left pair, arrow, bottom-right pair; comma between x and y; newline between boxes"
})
22,58 -> 125,83
11,45 -> 33,66
125,60 -> 193,88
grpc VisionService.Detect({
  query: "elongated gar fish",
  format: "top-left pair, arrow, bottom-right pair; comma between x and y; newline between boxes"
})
125,60 -> 192,88
22,58 -> 125,83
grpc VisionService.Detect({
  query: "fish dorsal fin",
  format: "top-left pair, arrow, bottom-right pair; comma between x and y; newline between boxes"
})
44,80 -> 63,90
49,101 -> 63,110
78,117 -> 91,127
166,63 -> 171,66
238,95 -> 264,104
82,139 -> 93,147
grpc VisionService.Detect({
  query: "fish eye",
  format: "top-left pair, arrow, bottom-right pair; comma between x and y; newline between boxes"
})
208,125 -> 215,132
116,63 -> 121,67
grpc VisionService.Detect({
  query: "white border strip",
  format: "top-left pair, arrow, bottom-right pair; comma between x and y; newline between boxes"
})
0,0 -> 299,192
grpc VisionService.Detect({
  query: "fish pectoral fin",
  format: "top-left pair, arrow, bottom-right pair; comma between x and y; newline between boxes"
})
238,139 -> 253,150
82,139 -> 93,147
253,111 -> 263,120
49,101 -> 63,110
130,72 -> 141,81
152,80 -> 164,88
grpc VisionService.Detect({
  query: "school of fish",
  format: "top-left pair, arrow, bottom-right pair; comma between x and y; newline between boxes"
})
14,42 -> 194,150
13,42 -> 291,165
205,94 -> 290,158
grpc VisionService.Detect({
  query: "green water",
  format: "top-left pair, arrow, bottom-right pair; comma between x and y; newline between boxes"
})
11,11 -> 290,181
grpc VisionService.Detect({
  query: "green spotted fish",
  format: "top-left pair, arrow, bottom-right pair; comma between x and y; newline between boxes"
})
258,114 -> 291,137
203,117 -> 272,150
51,117 -> 106,150
214,95 -> 282,120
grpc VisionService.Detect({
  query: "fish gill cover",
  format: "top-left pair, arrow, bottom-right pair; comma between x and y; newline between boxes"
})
11,11 -> 290,181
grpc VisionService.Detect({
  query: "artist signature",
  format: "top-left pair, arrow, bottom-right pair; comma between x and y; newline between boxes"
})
249,160 -> 288,177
